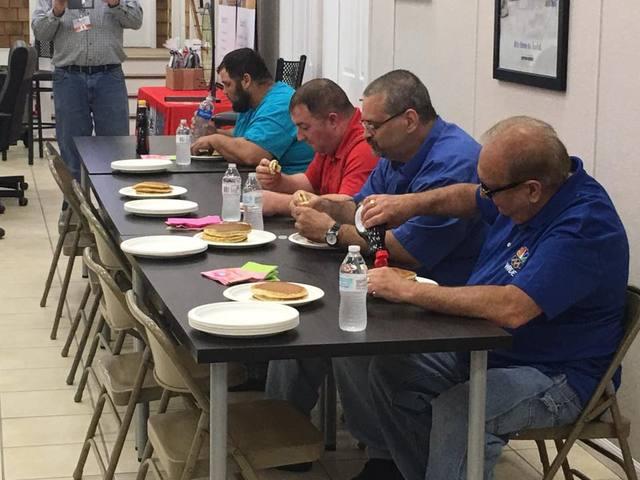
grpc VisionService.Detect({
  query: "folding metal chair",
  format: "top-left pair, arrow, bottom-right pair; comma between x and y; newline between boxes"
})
510,285 -> 640,480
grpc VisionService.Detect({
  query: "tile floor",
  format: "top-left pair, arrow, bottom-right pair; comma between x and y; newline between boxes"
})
0,145 -> 624,479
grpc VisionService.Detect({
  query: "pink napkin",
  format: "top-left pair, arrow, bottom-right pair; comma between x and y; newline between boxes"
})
165,215 -> 221,230
201,268 -> 268,286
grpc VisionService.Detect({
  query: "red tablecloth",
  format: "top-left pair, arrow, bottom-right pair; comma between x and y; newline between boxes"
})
137,86 -> 232,135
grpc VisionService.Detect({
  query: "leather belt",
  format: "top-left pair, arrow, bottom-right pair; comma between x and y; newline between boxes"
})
59,64 -> 120,74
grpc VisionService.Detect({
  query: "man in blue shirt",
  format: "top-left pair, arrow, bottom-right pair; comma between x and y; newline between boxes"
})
191,48 -> 313,174
267,70 -> 486,478
363,116 -> 629,480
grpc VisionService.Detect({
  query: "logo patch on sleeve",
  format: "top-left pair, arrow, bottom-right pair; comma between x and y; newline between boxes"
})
504,246 -> 529,277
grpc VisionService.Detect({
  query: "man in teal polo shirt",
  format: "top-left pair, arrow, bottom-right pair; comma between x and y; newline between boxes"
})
191,48 -> 313,174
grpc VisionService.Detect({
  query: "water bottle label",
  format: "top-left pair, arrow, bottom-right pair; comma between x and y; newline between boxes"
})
196,108 -> 212,121
339,273 -> 367,292
176,134 -> 190,144
222,184 -> 240,194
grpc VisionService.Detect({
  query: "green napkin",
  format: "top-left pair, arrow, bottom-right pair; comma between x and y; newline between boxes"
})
241,261 -> 279,280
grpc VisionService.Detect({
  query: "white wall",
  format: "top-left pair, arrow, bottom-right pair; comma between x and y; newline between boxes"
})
386,0 -> 640,461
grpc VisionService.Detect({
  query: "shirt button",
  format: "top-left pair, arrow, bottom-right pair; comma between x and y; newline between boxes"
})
507,242 -> 512,247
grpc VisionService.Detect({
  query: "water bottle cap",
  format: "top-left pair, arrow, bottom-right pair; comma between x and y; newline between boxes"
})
228,163 -> 236,168
348,245 -> 361,253
248,172 -> 257,178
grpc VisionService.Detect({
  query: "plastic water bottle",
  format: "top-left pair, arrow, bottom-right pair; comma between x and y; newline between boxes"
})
192,95 -> 215,140
175,119 -> 191,166
221,163 -> 242,221
339,245 -> 368,332
242,172 -> 264,230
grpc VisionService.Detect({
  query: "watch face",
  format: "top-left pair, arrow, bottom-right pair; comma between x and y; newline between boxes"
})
326,231 -> 337,246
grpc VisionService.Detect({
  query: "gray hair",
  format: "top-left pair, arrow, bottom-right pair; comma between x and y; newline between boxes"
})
363,70 -> 437,123
482,116 -> 571,189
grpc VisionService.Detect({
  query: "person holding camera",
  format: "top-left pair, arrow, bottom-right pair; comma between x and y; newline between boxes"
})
32,0 -> 143,180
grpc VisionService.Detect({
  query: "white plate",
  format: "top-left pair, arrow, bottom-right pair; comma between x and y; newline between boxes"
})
195,230 -> 276,248
416,276 -> 439,286
119,185 -> 187,199
120,235 -> 208,258
288,232 -> 334,250
223,282 -> 325,306
188,302 -> 299,337
111,159 -> 173,173
124,199 -> 198,216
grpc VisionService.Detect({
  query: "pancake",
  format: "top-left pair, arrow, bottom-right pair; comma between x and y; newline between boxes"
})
133,181 -> 172,194
202,222 -> 252,243
297,191 -> 310,206
389,267 -> 417,281
268,159 -> 282,174
251,282 -> 308,301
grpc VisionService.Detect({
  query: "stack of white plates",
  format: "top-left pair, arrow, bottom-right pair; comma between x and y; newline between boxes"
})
188,302 -> 299,337
120,235 -> 208,258
124,199 -> 198,216
111,159 -> 173,173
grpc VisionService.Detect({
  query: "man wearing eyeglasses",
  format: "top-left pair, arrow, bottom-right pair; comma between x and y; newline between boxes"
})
361,116 -> 629,480
268,70 -> 487,479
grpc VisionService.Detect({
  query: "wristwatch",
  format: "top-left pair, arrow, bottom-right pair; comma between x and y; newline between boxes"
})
325,222 -> 341,246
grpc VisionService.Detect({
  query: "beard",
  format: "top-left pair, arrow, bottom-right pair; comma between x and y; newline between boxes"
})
367,138 -> 384,157
231,86 -> 252,113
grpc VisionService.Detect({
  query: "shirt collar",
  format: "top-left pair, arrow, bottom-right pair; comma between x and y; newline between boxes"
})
389,116 -> 445,176
522,156 -> 585,230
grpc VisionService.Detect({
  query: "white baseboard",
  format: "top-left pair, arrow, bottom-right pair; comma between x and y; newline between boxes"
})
589,439 -> 640,475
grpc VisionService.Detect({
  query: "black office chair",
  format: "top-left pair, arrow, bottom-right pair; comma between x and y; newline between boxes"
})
0,40 -> 36,221
33,40 -> 56,159
275,54 -> 307,89
213,54 -> 308,128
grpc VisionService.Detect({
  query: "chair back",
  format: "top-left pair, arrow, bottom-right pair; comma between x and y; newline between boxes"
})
577,286 -> 640,420
74,181 -> 129,274
275,55 -> 307,89
46,142 -> 88,232
0,40 -> 36,149
125,290 -> 210,410
83,247 -> 136,331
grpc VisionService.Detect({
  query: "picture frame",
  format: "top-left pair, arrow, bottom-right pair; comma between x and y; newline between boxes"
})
493,0 -> 570,91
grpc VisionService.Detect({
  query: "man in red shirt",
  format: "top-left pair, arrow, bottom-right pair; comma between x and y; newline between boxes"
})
256,78 -> 379,216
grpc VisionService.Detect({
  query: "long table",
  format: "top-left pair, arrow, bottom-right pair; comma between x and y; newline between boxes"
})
87,164 -> 511,480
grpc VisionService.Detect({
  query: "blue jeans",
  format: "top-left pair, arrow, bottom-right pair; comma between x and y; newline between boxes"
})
369,353 -> 583,480
266,356 -> 391,459
53,66 -> 129,180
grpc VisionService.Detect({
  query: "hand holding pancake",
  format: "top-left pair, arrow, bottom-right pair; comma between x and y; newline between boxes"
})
290,190 -> 320,211
293,207 -> 335,243
367,267 -> 418,303
361,194 -> 418,229
256,158 -> 281,190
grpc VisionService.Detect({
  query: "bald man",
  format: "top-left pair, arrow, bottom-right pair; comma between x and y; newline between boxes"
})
361,116 -> 629,480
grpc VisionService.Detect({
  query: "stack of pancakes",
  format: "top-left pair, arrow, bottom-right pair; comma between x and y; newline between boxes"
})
133,181 -> 172,194
389,267 -> 417,281
251,281 -> 308,301
202,222 -> 252,243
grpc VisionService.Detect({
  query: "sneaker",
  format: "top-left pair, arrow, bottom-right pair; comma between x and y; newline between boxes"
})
352,459 -> 404,480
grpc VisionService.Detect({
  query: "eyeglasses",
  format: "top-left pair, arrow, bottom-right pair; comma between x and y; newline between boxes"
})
479,180 -> 526,199
361,110 -> 405,134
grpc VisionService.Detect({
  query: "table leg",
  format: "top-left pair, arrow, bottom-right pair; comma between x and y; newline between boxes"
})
210,363 -> 228,480
132,270 -> 149,457
467,350 -> 487,480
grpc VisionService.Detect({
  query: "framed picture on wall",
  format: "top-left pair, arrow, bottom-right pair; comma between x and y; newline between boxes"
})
493,0 -> 570,91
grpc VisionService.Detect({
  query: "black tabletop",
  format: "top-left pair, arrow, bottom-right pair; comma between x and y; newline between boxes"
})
75,136 -> 253,175
128,235 -> 511,363
87,162 -> 511,365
